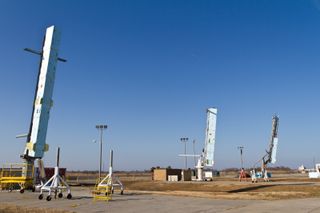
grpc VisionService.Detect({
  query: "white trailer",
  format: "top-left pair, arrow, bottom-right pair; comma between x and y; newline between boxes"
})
308,164 -> 320,178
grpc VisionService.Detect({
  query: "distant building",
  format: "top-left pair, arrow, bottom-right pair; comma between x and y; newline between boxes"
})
153,168 -> 192,181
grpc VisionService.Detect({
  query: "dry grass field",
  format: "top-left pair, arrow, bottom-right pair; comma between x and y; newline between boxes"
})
123,179 -> 320,200
65,170 -> 320,200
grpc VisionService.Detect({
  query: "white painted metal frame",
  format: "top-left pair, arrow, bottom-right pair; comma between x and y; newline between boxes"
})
39,148 -> 72,201
24,25 -> 61,158
204,108 -> 217,167
98,150 -> 124,195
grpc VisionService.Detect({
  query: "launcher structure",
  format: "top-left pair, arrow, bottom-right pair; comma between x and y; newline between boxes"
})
263,115 -> 279,166
23,25 -> 63,161
39,147 -> 72,201
0,26 -> 65,192
204,108 -> 217,167
195,108 -> 218,181
92,150 -> 124,201
251,115 -> 279,183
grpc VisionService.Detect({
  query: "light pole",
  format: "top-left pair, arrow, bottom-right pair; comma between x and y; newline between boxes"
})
96,124 -> 108,180
237,146 -> 244,169
180,137 -> 189,169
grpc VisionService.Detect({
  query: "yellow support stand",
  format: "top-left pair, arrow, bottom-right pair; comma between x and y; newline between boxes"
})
92,177 -> 112,201
0,163 -> 34,193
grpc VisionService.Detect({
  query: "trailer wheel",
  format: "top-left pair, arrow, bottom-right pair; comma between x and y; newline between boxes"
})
67,194 -> 72,199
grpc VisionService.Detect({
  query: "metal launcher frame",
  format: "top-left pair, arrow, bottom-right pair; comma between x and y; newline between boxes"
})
178,108 -> 218,181
0,26 -> 65,192
38,147 -> 72,201
0,163 -> 34,193
92,150 -> 124,201
251,115 -> 279,183
195,108 -> 218,181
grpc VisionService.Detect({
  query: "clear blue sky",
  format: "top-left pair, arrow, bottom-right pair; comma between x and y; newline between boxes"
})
1,0 -> 320,171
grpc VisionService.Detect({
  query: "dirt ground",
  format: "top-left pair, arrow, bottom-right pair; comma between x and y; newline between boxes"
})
107,172 -> 320,200
66,172 -> 320,200
123,180 -> 320,200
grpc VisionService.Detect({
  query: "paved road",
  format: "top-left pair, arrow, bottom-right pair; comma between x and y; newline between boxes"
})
1,190 -> 320,213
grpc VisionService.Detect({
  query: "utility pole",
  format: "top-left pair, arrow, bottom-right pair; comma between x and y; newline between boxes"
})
96,124 -> 108,180
237,146 -> 244,169
180,137 -> 189,169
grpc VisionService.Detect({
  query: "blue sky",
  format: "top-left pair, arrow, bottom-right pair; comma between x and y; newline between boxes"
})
1,0 -> 320,171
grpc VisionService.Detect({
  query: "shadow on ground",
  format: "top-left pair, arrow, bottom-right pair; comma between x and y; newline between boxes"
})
228,185 -> 277,193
